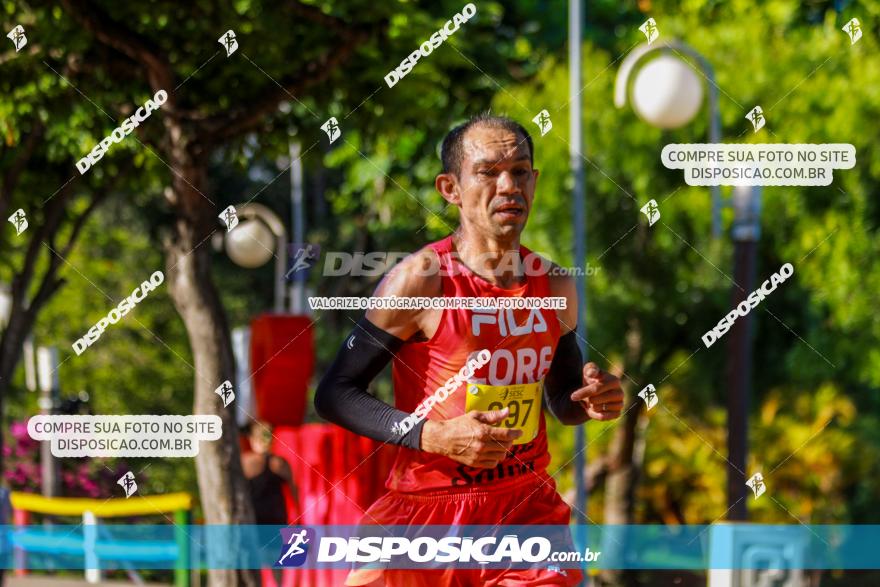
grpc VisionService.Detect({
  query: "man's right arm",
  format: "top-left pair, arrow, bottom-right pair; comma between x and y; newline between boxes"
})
313,250 -> 440,449
313,316 -> 426,448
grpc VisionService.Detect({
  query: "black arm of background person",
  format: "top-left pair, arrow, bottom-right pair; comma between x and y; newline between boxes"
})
544,330 -> 590,425
313,317 -> 425,450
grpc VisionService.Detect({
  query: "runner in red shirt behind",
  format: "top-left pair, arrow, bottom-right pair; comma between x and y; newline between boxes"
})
315,114 -> 624,586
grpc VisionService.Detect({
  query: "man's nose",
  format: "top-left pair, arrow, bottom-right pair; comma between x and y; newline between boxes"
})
496,170 -> 518,193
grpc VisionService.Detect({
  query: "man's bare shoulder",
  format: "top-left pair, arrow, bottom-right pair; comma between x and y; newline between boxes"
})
376,248 -> 443,298
547,263 -> 577,334
366,247 -> 443,339
546,264 -> 575,294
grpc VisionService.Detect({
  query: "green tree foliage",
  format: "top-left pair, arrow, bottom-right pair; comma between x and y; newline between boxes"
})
495,0 -> 880,525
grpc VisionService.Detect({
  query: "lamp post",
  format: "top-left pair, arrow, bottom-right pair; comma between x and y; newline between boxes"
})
569,0 -> 588,531
615,42 -> 762,521
220,203 -> 290,428
36,346 -> 61,497
726,184 -> 761,520
0,283 -> 11,331
222,203 -> 288,313
289,139 -> 306,315
614,41 -> 723,237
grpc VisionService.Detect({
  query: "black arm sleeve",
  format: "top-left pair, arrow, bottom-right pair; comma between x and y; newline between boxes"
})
544,329 -> 590,425
313,317 -> 425,450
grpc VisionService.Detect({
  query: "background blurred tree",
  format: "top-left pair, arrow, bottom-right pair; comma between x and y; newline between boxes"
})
0,8 -> 151,487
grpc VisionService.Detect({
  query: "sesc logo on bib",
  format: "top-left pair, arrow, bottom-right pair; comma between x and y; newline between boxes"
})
465,381 -> 543,445
276,527 -> 315,568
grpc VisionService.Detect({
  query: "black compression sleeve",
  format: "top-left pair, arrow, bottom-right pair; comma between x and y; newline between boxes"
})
314,317 -> 426,450
544,329 -> 590,425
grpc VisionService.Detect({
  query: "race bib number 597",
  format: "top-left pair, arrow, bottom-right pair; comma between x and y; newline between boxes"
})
465,381 -> 543,445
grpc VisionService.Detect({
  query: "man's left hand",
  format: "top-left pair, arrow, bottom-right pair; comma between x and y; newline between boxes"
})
570,362 -> 624,421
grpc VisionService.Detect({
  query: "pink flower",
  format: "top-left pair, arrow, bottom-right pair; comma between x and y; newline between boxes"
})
10,421 -> 29,441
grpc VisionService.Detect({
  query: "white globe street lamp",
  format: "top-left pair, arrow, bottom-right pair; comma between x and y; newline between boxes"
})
630,54 -> 704,129
615,40 -> 723,236
221,203 -> 288,313
224,218 -> 276,268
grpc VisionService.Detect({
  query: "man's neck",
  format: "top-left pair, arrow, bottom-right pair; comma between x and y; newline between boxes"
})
452,228 -> 524,288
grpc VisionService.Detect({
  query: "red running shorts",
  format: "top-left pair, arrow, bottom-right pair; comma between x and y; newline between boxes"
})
345,476 -> 583,587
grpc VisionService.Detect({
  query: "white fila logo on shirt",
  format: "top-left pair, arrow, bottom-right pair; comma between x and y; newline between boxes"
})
471,308 -> 548,337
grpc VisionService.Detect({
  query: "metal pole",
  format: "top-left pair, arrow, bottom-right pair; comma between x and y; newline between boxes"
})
231,327 -> 252,428
36,346 -> 60,497
236,203 -> 288,313
23,337 -> 37,392
569,0 -> 588,528
289,140 -> 305,314
274,235 -> 286,313
707,70 -> 722,238
726,185 -> 761,520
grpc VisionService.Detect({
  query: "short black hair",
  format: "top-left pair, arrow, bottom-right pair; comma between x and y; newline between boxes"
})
440,114 -> 534,176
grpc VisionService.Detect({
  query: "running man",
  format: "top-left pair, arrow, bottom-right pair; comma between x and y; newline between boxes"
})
277,529 -> 310,566
315,114 -> 624,586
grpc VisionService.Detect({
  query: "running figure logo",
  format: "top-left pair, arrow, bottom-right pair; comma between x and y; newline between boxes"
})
214,380 -> 235,408
276,527 -> 315,568
218,205 -> 239,232
531,110 -> 552,137
7,25 -> 26,52
639,18 -> 659,44
321,117 -> 341,144
746,472 -> 766,500
118,472 -> 138,498
842,18 -> 862,45
746,105 -> 765,133
218,30 -> 238,56
637,383 -> 659,410
640,199 -> 660,226
284,243 -> 320,281
8,209 -> 28,235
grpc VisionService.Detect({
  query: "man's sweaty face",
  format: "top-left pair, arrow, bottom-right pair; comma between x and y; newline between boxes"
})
457,126 -> 538,237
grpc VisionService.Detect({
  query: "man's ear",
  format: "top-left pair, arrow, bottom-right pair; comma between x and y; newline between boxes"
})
436,173 -> 461,206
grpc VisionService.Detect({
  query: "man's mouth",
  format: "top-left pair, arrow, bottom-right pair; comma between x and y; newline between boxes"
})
492,202 -> 525,219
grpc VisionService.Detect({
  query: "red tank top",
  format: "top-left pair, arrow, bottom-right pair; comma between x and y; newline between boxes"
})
386,235 -> 561,493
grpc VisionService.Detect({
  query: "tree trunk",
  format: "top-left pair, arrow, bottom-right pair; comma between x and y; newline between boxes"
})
600,398 -> 644,586
163,140 -> 258,587
600,322 -> 646,587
